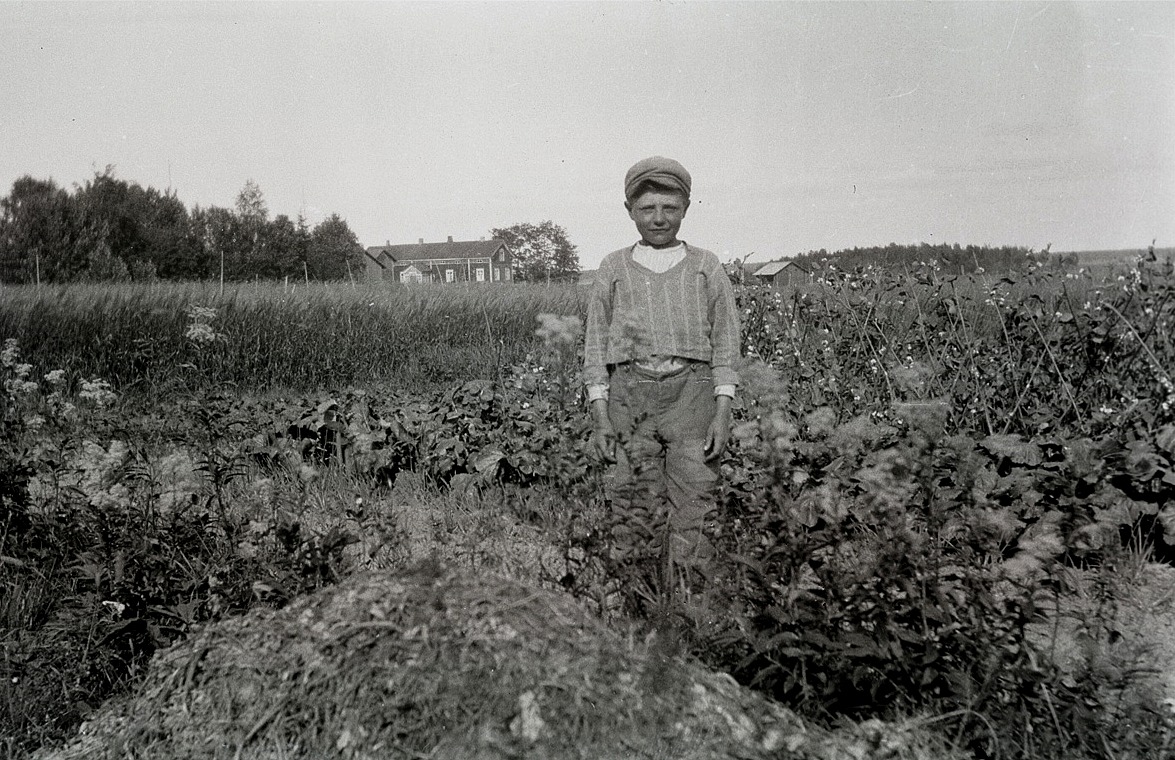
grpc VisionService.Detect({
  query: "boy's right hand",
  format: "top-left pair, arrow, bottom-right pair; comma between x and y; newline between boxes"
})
593,423 -> 617,464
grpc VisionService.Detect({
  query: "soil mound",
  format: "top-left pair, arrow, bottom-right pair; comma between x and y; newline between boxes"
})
34,561 -> 895,760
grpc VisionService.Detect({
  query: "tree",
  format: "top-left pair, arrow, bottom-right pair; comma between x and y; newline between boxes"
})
0,176 -> 89,283
235,179 -> 268,223
264,214 -> 309,280
490,221 -> 580,283
73,167 -> 194,280
83,240 -> 131,282
193,205 -> 243,282
138,188 -> 196,279
307,214 -> 364,280
233,180 -> 270,278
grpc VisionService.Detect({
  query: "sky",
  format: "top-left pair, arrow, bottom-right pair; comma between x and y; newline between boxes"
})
2,1 -> 1172,270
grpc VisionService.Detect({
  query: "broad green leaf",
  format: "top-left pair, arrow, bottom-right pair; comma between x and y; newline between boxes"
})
472,449 -> 505,474
980,434 -> 1043,465
1159,506 -> 1175,540
1157,425 -> 1175,456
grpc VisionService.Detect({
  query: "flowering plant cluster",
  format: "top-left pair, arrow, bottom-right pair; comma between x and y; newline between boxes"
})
184,304 -> 225,347
2,338 -> 118,435
737,250 -> 1174,439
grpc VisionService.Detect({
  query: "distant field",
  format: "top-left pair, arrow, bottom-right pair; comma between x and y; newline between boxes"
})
1057,246 -> 1174,272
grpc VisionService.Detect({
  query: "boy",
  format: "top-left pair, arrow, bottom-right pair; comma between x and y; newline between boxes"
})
583,156 -> 741,566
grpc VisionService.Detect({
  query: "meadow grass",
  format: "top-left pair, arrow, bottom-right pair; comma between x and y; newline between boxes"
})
0,280 -> 586,398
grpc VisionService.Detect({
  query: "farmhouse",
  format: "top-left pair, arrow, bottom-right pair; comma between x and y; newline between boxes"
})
365,237 -> 513,284
750,259 -> 811,287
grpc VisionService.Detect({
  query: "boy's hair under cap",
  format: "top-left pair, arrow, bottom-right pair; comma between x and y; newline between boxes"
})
624,156 -> 692,202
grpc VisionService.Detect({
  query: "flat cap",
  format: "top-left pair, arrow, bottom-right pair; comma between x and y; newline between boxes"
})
624,156 -> 691,201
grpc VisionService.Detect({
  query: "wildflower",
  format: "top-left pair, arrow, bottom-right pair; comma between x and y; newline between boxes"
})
534,313 -> 582,348
186,305 -> 225,346
78,377 -> 117,408
44,369 -> 66,386
5,378 -> 38,397
0,339 -> 18,369
102,600 -> 126,616
155,450 -> 202,512
187,322 -> 218,345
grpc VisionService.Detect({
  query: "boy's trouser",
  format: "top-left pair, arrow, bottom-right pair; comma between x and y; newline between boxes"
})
606,361 -> 718,563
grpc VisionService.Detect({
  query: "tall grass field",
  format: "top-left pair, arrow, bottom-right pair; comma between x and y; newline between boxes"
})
0,280 -> 585,397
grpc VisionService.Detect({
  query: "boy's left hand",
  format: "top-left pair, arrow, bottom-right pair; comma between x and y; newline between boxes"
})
704,395 -> 733,462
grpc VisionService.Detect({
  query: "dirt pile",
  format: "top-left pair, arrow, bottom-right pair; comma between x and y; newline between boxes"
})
33,560 -> 940,760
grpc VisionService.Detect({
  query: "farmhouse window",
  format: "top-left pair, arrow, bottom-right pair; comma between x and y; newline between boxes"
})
445,269 -> 455,283
475,267 -> 486,282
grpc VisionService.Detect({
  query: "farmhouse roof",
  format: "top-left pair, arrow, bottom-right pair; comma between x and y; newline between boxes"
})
753,260 -> 801,277
366,239 -> 508,266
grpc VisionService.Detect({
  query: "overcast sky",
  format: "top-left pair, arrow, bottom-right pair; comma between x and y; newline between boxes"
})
2,1 -> 1172,269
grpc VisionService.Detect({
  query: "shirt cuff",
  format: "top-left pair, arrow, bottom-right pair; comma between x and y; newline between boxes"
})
586,384 -> 609,402
714,384 -> 736,398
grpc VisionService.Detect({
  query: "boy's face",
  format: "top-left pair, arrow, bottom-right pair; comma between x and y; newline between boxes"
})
625,190 -> 688,249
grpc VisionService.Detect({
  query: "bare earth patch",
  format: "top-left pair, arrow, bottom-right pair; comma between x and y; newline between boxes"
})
1034,562 -> 1175,717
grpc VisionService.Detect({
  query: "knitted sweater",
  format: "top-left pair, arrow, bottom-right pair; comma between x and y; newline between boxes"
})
583,243 -> 741,388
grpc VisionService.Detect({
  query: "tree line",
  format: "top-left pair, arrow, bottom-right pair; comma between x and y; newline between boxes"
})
0,169 -> 584,286
0,169 -> 365,284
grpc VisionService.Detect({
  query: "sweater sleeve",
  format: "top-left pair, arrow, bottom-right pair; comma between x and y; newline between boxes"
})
583,255 -> 614,387
705,254 -> 741,388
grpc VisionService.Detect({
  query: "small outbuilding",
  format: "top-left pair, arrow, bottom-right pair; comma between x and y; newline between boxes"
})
750,260 -> 811,287
365,237 -> 513,284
